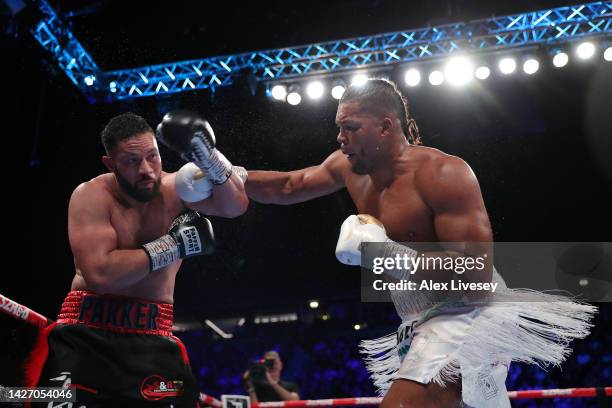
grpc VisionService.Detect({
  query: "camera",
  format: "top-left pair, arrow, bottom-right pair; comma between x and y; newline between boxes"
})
248,358 -> 275,383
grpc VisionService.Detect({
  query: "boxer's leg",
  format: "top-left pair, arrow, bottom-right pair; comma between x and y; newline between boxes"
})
381,378 -> 462,408
376,312 -> 477,407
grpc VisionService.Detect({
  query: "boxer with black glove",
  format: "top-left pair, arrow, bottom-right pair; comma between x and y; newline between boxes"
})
157,111 -> 249,213
29,112 -> 249,407
143,210 -> 216,272
157,110 -> 232,185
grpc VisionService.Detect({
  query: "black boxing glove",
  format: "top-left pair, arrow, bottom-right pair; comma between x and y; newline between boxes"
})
142,211 -> 216,272
156,111 -> 233,185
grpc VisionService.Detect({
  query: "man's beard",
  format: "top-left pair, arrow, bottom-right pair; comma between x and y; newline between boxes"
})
115,171 -> 161,202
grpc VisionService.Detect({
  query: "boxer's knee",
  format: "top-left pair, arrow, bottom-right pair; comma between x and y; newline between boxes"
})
381,378 -> 462,408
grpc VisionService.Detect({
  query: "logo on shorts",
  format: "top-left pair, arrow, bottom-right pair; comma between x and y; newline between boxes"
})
477,373 -> 498,400
140,375 -> 184,401
397,320 -> 417,361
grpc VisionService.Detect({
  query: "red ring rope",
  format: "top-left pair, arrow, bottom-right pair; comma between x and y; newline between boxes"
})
0,293 -> 49,328
250,388 -> 611,407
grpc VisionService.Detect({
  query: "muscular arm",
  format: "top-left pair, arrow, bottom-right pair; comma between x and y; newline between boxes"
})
184,173 -> 249,218
418,156 -> 494,285
245,150 -> 346,205
68,183 -> 151,293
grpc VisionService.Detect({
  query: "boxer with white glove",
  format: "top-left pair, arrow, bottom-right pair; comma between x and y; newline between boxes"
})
175,162 -> 213,203
335,214 -> 418,280
157,111 -> 248,216
175,163 -> 248,203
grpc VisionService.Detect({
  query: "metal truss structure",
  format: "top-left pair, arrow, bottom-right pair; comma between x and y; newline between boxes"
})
29,1 -> 612,101
30,0 -> 101,92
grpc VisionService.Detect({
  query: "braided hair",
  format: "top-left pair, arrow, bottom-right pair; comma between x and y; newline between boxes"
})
340,78 -> 422,145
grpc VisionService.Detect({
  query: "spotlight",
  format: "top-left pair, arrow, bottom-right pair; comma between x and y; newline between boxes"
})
475,66 -> 490,80
576,41 -> 595,59
498,58 -> 516,74
84,75 -> 96,86
552,52 -> 569,68
271,84 -> 287,100
287,92 -> 301,105
351,74 -> 368,87
331,81 -> 346,100
287,85 -> 302,105
309,300 -> 319,309
306,81 -> 324,99
331,85 -> 345,99
604,46 -> 612,61
404,69 -> 421,87
428,70 -> 444,86
523,59 -> 540,75
353,322 -> 367,330
444,57 -> 473,86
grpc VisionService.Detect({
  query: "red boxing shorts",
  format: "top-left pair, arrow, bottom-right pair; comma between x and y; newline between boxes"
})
24,290 -> 200,407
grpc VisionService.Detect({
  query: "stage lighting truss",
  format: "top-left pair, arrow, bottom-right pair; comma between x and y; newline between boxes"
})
30,0 -> 100,96
29,1 -> 611,101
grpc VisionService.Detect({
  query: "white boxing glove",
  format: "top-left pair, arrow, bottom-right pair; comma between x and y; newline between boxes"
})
175,162 -> 213,203
335,214 -> 388,266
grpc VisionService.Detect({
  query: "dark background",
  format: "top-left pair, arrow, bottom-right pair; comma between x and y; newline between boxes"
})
1,0 -> 611,404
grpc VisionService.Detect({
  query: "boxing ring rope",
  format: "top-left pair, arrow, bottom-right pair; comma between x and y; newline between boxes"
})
200,392 -> 223,407
2,293 -> 609,407
0,293 -> 50,328
247,388 -> 612,407
251,398 -> 382,407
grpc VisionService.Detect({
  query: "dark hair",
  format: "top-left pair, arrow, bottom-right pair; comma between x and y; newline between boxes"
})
101,112 -> 153,154
340,78 -> 422,145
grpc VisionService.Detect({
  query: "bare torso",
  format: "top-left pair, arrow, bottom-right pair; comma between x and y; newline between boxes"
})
70,172 -> 185,303
344,145 -> 444,242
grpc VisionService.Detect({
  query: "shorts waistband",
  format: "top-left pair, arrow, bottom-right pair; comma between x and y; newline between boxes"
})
57,290 -> 174,335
